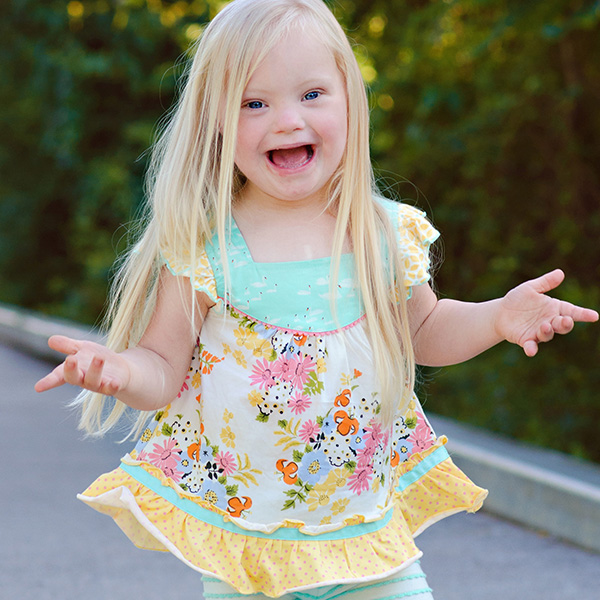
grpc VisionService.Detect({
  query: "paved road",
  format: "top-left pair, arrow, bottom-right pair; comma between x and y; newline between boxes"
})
1,343 -> 598,600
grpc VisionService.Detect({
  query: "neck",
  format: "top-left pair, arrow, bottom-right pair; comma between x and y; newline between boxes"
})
231,186 -> 345,263
236,182 -> 333,218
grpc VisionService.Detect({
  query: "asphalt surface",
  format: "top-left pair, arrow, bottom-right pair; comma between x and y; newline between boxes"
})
1,342 -> 598,600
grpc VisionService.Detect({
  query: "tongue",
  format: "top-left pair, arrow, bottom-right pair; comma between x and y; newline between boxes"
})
270,146 -> 310,168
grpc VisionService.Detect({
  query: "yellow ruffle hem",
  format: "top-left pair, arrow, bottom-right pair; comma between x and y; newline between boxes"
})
78,438 -> 486,597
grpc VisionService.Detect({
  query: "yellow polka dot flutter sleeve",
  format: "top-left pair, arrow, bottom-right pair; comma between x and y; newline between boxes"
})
393,202 -> 440,297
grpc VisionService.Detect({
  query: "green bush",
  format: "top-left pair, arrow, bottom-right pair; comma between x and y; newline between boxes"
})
1,0 -> 599,460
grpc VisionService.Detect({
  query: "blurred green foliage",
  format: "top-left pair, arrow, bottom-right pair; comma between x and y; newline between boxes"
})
1,0 -> 599,460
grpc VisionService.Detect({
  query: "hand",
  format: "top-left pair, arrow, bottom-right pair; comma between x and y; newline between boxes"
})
34,335 -> 131,395
496,269 -> 599,357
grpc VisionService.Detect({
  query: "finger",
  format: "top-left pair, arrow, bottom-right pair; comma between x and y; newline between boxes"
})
523,339 -> 538,357
528,269 -> 565,295
63,354 -> 85,387
82,356 -> 105,391
558,301 -> 599,324
551,315 -> 574,336
34,365 -> 66,392
536,321 -> 555,344
48,335 -> 82,356
103,378 -> 123,396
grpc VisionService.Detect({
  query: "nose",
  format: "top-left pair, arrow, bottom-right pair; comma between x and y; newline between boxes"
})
273,104 -> 304,133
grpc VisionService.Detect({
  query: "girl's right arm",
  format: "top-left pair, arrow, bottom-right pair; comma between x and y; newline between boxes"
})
34,268 -> 212,411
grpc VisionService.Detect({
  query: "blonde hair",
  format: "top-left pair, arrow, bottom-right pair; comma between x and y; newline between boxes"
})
75,0 -> 415,436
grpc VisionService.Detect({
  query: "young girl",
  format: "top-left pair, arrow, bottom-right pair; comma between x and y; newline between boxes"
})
35,0 -> 598,598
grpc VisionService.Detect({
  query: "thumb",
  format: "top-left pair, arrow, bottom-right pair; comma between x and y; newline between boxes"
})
48,335 -> 81,356
528,269 -> 565,295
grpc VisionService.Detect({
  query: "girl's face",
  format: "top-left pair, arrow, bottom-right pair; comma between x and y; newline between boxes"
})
234,28 -> 348,209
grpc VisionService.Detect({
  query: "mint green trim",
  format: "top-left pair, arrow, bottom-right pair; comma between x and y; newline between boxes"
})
373,589 -> 433,600
394,446 -> 449,493
294,585 -> 344,600
295,574 -> 428,600
119,462 -> 392,541
202,578 -> 432,600
119,447 -> 447,541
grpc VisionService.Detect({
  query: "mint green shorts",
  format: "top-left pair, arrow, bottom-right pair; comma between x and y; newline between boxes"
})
202,561 -> 434,600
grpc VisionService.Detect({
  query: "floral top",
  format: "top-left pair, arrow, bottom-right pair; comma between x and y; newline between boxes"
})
131,200 -> 438,532
79,200 -> 487,597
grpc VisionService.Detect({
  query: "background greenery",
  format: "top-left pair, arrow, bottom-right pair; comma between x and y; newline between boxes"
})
1,0 -> 599,460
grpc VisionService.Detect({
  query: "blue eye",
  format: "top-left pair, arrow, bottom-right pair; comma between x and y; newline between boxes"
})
304,91 -> 320,101
245,100 -> 264,109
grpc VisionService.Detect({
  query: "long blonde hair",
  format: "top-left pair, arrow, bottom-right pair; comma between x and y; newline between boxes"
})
75,0 -> 415,436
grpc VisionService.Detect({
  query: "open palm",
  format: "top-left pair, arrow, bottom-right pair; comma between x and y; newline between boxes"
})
496,269 -> 599,357
34,335 -> 131,395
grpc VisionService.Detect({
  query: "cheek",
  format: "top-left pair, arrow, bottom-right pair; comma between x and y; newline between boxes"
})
234,119 -> 266,163
323,115 -> 348,161
233,124 -> 252,168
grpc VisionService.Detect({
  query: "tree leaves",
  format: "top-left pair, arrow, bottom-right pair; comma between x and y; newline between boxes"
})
2,0 -> 599,461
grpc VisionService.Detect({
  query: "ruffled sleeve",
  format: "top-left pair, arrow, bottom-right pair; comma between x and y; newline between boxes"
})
161,247 -> 220,306
396,203 -> 439,290
379,200 -> 439,297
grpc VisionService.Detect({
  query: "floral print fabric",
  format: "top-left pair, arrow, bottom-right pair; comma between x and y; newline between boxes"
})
126,201 -> 442,534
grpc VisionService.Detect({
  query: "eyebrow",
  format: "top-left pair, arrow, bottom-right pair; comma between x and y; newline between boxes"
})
243,76 -> 338,97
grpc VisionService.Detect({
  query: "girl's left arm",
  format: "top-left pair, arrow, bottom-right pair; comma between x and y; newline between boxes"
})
409,269 -> 599,367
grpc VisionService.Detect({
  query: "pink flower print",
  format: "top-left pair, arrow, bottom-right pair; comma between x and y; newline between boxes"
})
289,354 -> 315,389
356,444 -> 375,468
347,464 -> 373,495
298,420 -> 321,444
288,392 -> 312,415
249,358 -> 276,389
407,413 -> 435,452
147,438 -> 182,481
177,376 -> 190,399
358,422 -> 383,464
215,451 -> 238,477
272,356 -> 293,381
364,421 -> 384,448
161,461 -> 184,483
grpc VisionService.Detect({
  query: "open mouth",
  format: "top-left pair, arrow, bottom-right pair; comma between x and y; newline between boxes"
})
268,145 -> 315,169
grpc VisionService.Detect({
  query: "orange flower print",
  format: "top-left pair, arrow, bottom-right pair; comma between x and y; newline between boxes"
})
199,349 -> 223,374
334,389 -> 351,407
334,410 -> 359,436
227,496 -> 252,518
276,459 -> 298,485
187,443 -> 202,462
293,334 -> 308,346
